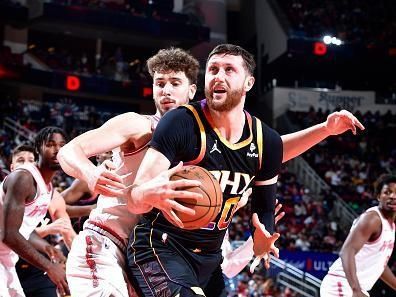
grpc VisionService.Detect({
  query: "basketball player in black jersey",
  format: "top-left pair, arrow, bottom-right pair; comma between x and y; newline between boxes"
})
126,44 -> 301,296
56,44 -> 363,295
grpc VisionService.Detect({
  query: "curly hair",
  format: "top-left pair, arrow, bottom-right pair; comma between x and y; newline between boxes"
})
34,126 -> 67,154
147,47 -> 200,85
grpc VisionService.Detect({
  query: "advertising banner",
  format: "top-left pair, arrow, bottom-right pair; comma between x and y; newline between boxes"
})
272,87 -> 394,118
280,250 -> 339,279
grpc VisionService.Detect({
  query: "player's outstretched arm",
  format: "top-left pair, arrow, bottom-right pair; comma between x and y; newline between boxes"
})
340,211 -> 381,297
128,150 -> 204,227
35,217 -> 72,238
28,231 -> 66,264
58,112 -> 151,196
47,190 -> 77,250
380,266 -> 396,291
61,179 -> 96,218
221,198 -> 284,278
281,110 -> 364,162
3,170 -> 69,295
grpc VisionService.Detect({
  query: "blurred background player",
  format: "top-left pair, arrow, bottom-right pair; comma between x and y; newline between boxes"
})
0,127 -> 69,296
10,144 -> 76,248
8,143 -> 76,297
321,174 -> 396,297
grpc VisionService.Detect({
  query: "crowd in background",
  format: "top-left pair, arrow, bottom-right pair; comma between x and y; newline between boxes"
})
49,0 -> 192,24
1,1 -> 395,296
0,46 -> 23,67
279,0 -> 396,46
1,97 -> 394,296
289,108 -> 396,213
0,97 -> 118,181
28,44 -> 149,83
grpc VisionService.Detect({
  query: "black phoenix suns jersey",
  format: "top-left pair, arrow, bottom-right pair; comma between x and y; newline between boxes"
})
144,99 -> 282,252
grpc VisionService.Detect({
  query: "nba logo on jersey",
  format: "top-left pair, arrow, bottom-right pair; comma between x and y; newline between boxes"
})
247,143 -> 258,158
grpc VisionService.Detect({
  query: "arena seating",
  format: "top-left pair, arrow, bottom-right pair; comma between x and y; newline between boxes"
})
278,0 -> 396,46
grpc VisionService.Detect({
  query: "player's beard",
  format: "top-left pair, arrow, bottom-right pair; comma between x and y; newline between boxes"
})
48,162 -> 62,171
205,86 -> 244,112
153,98 -> 167,116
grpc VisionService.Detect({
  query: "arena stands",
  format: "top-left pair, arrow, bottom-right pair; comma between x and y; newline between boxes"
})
288,108 -> 396,213
279,0 -> 396,46
1,1 -> 396,296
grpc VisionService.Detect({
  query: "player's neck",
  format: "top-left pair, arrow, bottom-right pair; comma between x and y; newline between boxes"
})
208,103 -> 246,144
379,207 -> 396,223
37,165 -> 56,184
155,110 -> 162,118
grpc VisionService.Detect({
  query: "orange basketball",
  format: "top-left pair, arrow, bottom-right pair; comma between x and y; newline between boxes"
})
169,165 -> 223,230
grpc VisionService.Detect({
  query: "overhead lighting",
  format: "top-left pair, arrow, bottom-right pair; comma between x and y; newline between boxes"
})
323,35 -> 343,46
323,36 -> 332,45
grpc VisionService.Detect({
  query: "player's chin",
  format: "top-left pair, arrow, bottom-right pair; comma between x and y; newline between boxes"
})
161,102 -> 177,110
49,162 -> 62,170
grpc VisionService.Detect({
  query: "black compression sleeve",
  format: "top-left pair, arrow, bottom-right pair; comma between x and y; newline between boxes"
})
250,183 -> 277,234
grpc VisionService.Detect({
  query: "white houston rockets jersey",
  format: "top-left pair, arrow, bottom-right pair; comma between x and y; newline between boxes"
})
328,206 -> 395,291
0,163 -> 53,260
87,114 -> 160,241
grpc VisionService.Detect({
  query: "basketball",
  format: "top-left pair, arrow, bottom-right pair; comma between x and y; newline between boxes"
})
169,165 -> 223,230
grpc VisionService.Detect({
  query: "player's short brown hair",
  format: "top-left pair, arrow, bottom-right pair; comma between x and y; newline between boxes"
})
206,44 -> 256,75
147,47 -> 200,85
11,143 -> 36,160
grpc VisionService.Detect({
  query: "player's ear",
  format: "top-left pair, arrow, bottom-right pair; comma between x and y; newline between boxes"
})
244,76 -> 255,92
188,84 -> 197,100
10,163 -> 15,172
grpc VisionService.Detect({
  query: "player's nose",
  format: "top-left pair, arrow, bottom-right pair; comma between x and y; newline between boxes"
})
162,82 -> 172,95
214,68 -> 226,81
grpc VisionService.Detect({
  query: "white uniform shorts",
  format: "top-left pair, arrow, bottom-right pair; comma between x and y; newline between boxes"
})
66,228 -> 136,297
320,273 -> 369,297
0,253 -> 25,297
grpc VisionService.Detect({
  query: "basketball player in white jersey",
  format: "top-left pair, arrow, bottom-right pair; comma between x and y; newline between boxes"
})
58,47 -> 364,296
58,48 -> 200,297
10,144 -> 76,249
0,127 -> 69,296
321,174 -> 396,297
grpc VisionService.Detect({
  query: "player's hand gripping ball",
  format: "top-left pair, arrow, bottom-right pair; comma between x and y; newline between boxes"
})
169,165 -> 223,230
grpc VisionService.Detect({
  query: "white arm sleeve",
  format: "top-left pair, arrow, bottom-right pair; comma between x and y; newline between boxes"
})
221,234 -> 254,278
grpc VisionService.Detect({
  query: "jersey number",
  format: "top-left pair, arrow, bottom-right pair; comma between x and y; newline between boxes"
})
202,196 -> 241,230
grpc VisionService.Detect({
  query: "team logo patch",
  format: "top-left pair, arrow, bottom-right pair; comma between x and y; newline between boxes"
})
247,143 -> 258,158
210,140 -> 221,154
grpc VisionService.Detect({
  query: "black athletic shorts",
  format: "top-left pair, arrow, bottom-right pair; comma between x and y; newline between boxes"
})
16,258 -> 57,297
127,222 -> 226,297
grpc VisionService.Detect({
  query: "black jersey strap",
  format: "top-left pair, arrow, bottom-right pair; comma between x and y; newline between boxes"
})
183,104 -> 207,165
255,117 -> 263,170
